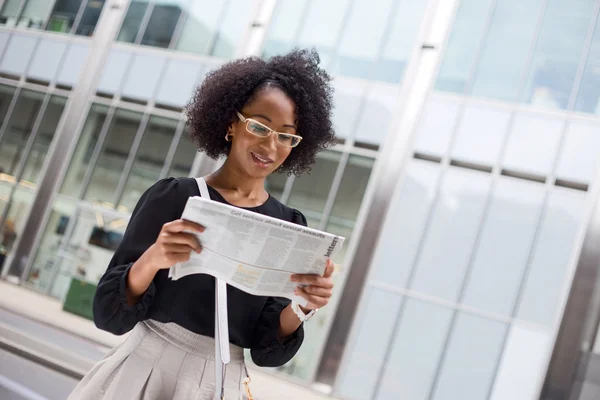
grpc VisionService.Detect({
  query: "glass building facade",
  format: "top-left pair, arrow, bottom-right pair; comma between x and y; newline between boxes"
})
0,1 -> 599,399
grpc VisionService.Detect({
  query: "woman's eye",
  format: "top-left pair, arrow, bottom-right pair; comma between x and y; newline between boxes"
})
279,134 -> 293,143
250,123 -> 269,134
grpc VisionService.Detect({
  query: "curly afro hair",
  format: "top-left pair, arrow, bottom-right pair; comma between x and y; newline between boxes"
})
185,48 -> 336,176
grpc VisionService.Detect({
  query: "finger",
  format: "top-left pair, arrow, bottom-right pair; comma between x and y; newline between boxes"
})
164,219 -> 205,234
291,274 -> 334,289
162,243 -> 198,253
160,232 -> 202,251
294,287 -> 328,308
302,285 -> 332,298
323,260 -> 334,278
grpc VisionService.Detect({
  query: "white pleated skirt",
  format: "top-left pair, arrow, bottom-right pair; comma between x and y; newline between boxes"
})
68,320 -> 245,400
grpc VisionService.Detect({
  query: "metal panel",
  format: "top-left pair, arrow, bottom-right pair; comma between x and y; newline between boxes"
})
56,43 -> 91,87
0,33 -> 36,76
26,38 -> 68,82
96,48 -> 132,94
120,53 -> 166,101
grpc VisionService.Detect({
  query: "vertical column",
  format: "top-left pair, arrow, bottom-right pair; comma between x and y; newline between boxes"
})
541,169 -> 600,399
2,0 -> 132,279
314,0 -> 460,389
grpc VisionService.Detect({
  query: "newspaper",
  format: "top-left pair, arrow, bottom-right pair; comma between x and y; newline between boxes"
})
169,196 -> 345,306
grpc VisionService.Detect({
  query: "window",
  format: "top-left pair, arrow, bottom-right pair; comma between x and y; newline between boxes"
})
60,104 -> 110,198
46,0 -> 84,33
75,0 -> 106,36
0,85 -> 16,124
0,90 -> 46,177
19,96 -> 68,184
331,0 -> 394,80
140,1 -> 185,48
0,0 -> 23,26
210,0 -> 254,58
374,0 -> 428,83
264,172 -> 288,202
470,0 -> 543,101
261,0 -> 306,58
166,127 -> 197,178
286,151 -> 341,228
435,0 -> 493,93
18,0 -> 54,29
117,0 -> 150,43
325,155 -> 374,263
43,0 -> 105,36
521,0 -> 597,109
118,116 -> 179,211
574,16 -> 600,115
118,0 -> 253,57
83,109 -> 143,206
175,1 -> 226,54
296,0 -> 351,67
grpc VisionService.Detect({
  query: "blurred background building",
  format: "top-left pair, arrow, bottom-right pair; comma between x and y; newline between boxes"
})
0,0 -> 599,399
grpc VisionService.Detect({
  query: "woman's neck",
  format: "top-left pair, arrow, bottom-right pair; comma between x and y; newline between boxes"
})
204,159 -> 268,204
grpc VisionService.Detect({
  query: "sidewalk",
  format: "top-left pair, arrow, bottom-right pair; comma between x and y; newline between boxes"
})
0,279 -> 337,400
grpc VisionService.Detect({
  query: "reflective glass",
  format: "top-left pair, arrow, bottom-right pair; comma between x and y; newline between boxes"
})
574,17 -> 600,115
60,104 -> 110,198
375,0 -> 428,82
325,155 -> 374,263
118,116 -> 179,212
410,168 -> 492,301
431,313 -> 507,400
167,128 -> 197,179
331,0 -> 394,80
20,96 -> 67,184
261,0 -> 306,58
74,0 -> 106,36
0,0 -> 22,26
140,1 -> 185,48
435,0 -> 493,93
0,186 -> 37,277
0,90 -> 45,177
46,0 -> 84,34
211,0 -> 254,58
175,1 -> 225,54
0,85 -> 16,123
287,151 -> 341,228
296,0 -> 351,66
117,0 -> 150,43
264,172 -> 288,202
522,0 -> 597,109
83,109 -> 143,206
18,0 -> 54,29
470,0 -> 543,101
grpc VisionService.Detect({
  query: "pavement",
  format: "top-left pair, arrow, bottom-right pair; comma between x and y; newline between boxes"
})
0,279 -> 338,400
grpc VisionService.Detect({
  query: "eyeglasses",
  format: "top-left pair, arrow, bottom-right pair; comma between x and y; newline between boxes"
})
236,111 -> 302,148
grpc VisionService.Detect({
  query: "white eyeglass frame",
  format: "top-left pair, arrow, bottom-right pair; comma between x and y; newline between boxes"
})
236,111 -> 302,148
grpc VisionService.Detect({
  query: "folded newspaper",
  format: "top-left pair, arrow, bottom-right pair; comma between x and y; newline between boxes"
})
169,196 -> 345,305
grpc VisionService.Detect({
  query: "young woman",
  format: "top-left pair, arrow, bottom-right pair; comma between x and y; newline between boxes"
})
68,49 -> 337,399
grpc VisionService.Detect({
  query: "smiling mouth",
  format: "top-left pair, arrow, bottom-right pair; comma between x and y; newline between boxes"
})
251,152 -> 274,166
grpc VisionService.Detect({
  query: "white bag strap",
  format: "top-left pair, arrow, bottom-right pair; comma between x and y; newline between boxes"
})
195,177 -> 230,400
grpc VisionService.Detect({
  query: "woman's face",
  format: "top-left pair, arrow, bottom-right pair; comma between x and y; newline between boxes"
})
228,87 -> 297,178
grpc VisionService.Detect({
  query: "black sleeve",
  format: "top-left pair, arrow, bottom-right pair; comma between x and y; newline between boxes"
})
250,207 -> 308,367
92,178 -> 181,335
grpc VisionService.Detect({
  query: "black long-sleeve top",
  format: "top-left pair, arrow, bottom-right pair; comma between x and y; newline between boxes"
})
92,177 -> 307,367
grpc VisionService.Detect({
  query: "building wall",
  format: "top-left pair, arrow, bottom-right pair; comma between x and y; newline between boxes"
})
0,1 -> 599,399
336,0 -> 600,399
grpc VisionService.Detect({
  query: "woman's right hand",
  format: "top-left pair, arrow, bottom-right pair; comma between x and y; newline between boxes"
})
146,219 -> 205,271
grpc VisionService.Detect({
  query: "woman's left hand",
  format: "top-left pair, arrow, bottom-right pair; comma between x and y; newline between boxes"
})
291,259 -> 334,311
